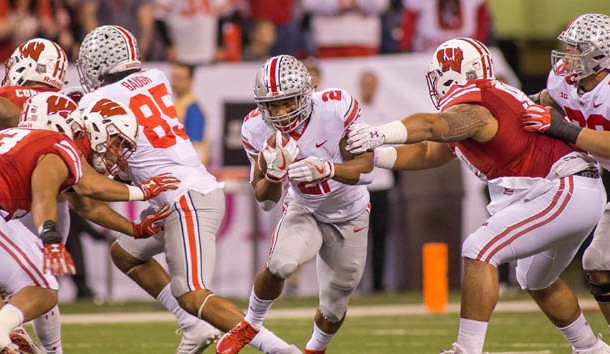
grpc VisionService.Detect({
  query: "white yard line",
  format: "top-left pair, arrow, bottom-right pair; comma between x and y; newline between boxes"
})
59,299 -> 600,324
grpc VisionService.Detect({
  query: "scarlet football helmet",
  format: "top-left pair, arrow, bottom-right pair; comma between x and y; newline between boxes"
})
3,38 -> 67,89
82,98 -> 139,175
254,55 -> 313,133
551,13 -> 610,81
426,37 -> 494,109
77,25 -> 142,92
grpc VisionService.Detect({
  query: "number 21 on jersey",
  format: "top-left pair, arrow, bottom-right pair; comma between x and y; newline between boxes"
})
129,83 -> 189,148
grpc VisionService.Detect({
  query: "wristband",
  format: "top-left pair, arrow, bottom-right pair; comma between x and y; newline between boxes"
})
127,185 -> 145,201
380,121 -> 408,144
374,147 -> 397,169
548,108 -> 583,144
39,220 -> 62,244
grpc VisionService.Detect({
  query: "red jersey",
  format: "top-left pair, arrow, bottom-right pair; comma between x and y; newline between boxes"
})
0,128 -> 82,219
0,85 -> 58,109
441,79 -> 576,180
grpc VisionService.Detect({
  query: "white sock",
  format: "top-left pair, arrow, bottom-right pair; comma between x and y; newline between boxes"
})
244,290 -> 275,330
456,318 -> 488,354
0,304 -> 24,348
558,312 -> 597,351
156,284 -> 199,329
249,326 -> 292,352
305,322 -> 334,351
32,305 -> 62,353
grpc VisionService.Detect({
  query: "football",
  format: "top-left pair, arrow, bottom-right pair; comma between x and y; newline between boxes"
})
265,132 -> 290,149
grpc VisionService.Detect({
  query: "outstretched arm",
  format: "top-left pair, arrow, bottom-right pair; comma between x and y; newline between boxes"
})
347,103 -> 497,153
375,141 -> 455,170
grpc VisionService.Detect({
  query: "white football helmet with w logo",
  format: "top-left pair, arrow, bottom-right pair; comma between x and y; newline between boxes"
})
3,38 -> 67,89
82,98 -> 138,175
77,25 -> 142,92
426,37 -> 494,109
19,92 -> 83,139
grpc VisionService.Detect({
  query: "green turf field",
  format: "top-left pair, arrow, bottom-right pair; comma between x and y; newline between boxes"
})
28,292 -> 609,354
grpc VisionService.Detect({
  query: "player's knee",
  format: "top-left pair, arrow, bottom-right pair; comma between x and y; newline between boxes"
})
110,241 -> 144,273
582,246 -> 610,272
267,259 -> 298,280
586,271 -> 610,302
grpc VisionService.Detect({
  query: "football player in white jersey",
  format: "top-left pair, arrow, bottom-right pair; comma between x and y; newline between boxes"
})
215,55 -> 375,354
76,25 -> 301,354
347,37 -> 610,354
520,13 -> 610,333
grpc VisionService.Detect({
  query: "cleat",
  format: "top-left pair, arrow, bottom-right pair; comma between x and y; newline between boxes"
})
0,343 -> 19,354
9,327 -> 44,354
572,336 -> 610,354
304,349 -> 325,354
215,320 -> 259,354
176,321 -> 222,354
440,342 -> 466,354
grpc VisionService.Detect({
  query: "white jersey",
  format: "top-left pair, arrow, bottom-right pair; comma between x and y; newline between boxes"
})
241,89 -> 370,223
79,68 -> 220,209
547,69 -> 610,170
402,0 -> 488,52
156,0 -> 228,65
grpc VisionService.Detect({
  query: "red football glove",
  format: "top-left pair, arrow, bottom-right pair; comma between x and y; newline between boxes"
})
522,104 -> 582,144
139,173 -> 180,200
132,205 -> 171,239
522,105 -> 551,133
43,243 -> 76,276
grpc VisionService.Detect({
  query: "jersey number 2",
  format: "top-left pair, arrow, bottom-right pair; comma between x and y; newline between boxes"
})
129,83 -> 188,148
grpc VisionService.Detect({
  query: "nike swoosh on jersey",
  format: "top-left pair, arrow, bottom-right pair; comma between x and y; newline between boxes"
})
315,140 -> 327,148
352,227 -> 367,233
593,102 -> 603,108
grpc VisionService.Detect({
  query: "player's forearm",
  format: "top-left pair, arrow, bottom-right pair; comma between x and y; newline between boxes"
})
576,129 -> 610,159
74,200 -> 134,235
401,112 -> 451,143
389,142 -> 454,170
253,177 -> 283,203
332,155 -> 374,185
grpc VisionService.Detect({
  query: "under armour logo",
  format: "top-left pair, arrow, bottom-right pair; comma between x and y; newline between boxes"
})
370,131 -> 379,138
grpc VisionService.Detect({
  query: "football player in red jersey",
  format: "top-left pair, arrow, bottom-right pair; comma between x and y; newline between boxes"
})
521,14 -> 610,333
347,37 -> 610,354
0,94 -> 179,354
0,38 -> 68,129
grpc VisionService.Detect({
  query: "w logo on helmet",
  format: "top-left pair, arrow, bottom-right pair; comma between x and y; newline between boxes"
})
91,98 -> 127,118
46,95 -> 77,119
437,47 -> 464,73
19,41 -> 45,61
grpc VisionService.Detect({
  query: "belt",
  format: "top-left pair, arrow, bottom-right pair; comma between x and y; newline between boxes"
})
574,168 -> 600,179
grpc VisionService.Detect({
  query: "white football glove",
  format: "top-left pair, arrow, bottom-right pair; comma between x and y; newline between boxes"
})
346,123 -> 385,154
288,156 -> 335,183
262,131 -> 299,182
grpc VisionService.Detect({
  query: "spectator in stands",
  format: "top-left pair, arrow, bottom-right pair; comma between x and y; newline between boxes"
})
248,0 -> 301,57
359,69 -> 395,292
0,0 -> 78,61
169,62 -> 208,163
154,0 -> 238,64
80,0 -> 155,60
302,0 -> 390,58
242,20 -> 276,62
400,0 -> 492,53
